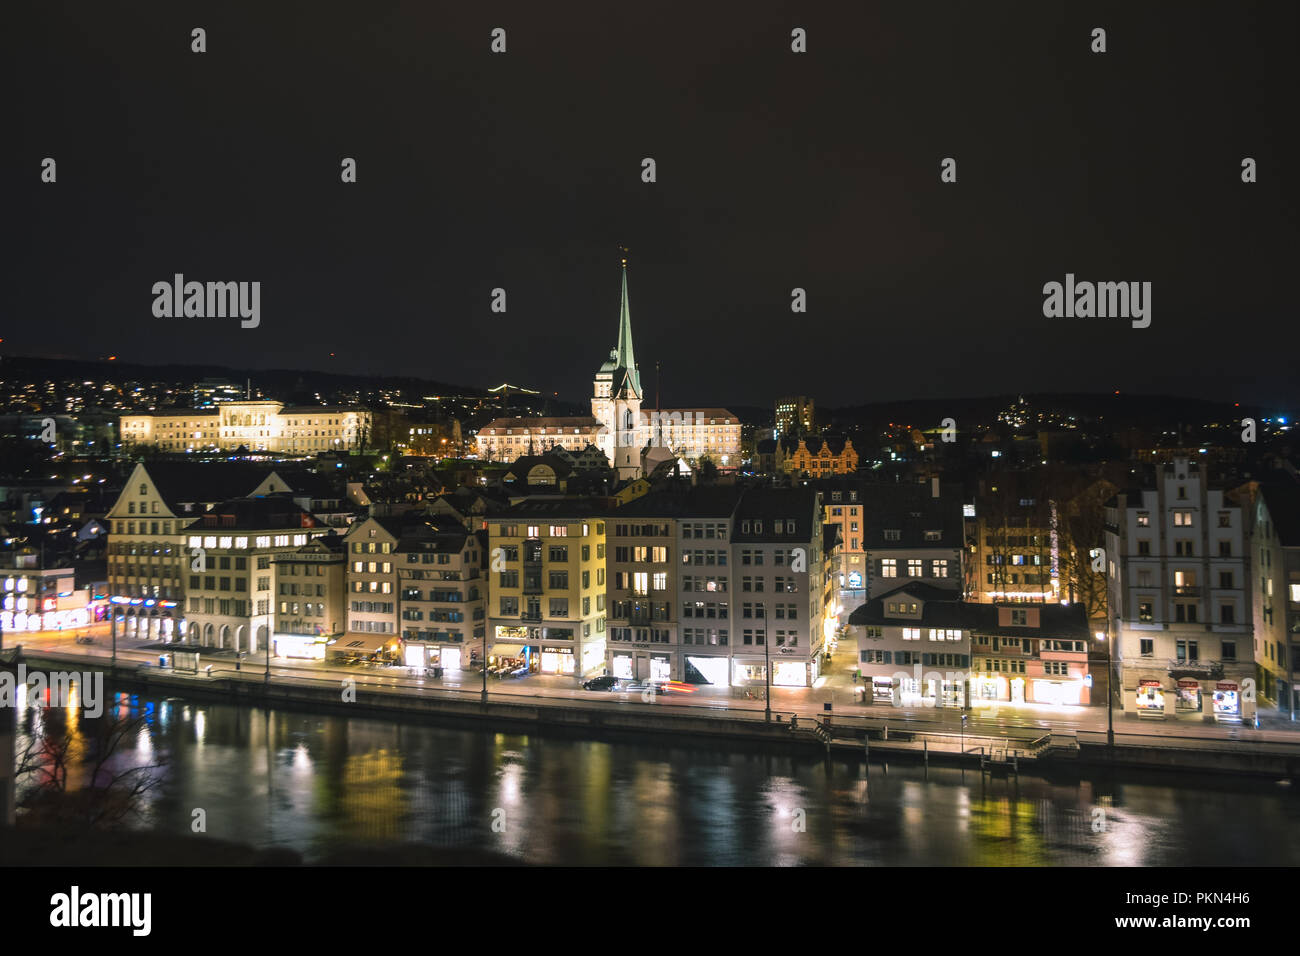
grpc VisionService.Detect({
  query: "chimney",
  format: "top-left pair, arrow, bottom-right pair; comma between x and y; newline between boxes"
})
930,476 -> 940,498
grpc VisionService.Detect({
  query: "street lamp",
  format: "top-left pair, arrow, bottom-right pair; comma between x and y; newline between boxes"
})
1096,630 -> 1114,748
481,627 -> 488,705
763,630 -> 771,722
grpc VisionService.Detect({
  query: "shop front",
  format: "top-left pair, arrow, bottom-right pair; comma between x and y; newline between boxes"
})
684,654 -> 729,686
733,660 -> 766,686
898,670 -> 964,708
1009,677 -> 1025,703
1175,679 -> 1203,715
1135,679 -> 1166,718
274,632 -> 328,660
971,673 -> 1007,704
540,644 -> 576,676
401,641 -> 463,672
612,652 -> 634,680
870,675 -> 897,704
1030,678 -> 1085,706
611,649 -> 672,680
772,659 -> 810,687
1212,681 -> 1242,722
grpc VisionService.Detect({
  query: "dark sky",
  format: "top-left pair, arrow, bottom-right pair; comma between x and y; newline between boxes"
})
5,1 -> 1296,410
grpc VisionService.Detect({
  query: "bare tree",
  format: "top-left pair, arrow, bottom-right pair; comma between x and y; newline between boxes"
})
15,709 -> 167,830
1058,480 -> 1115,623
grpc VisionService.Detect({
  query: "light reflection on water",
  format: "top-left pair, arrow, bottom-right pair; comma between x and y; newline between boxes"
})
13,689 -> 1300,865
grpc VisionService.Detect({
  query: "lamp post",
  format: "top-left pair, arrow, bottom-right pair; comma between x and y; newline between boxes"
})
481,628 -> 488,705
1289,636 -> 1295,722
1096,630 -> 1113,749
763,632 -> 771,723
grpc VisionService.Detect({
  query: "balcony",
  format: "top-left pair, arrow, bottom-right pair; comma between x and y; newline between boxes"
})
521,610 -> 543,623
1167,659 -> 1224,681
1173,586 -> 1201,597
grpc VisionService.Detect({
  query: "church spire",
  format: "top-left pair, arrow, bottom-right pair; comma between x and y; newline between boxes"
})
615,254 -> 642,399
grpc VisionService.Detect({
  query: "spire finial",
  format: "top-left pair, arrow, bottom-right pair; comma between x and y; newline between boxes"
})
619,244 -> 628,268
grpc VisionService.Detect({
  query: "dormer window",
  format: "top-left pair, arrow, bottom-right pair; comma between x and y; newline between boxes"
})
884,529 -> 901,541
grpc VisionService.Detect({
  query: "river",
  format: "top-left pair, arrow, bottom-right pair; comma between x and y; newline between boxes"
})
12,687 -> 1300,865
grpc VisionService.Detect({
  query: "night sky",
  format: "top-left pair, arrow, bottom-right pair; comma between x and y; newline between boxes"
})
6,1 -> 1296,409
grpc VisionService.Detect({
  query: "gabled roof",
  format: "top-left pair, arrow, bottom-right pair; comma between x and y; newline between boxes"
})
503,454 -> 575,481
134,462 -> 275,510
182,495 -> 320,533
344,514 -> 415,540
781,435 -> 853,456
616,486 -> 745,518
850,589 -> 1090,637
859,481 -> 963,548
732,488 -> 820,542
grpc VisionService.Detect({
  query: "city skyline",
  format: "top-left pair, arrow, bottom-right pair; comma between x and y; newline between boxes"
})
6,0 -> 1300,897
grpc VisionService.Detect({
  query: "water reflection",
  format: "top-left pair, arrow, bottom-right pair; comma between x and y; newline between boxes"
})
12,688 -> 1300,865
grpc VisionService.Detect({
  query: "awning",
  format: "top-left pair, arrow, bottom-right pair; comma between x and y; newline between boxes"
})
491,643 -> 525,658
330,635 -> 389,655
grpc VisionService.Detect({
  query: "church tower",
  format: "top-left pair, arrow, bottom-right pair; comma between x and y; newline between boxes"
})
592,258 -> 643,480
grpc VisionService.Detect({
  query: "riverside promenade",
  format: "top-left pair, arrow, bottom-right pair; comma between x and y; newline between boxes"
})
10,635 -> 1300,779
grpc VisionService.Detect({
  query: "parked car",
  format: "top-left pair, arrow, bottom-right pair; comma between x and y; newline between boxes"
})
75,636 -> 95,645
582,675 -> 619,691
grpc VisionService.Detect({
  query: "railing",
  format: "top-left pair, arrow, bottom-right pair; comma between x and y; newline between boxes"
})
1167,660 -> 1225,679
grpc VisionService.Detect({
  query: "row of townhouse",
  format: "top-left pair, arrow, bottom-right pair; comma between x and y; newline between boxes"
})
484,486 -> 839,687
1104,458 -> 1300,722
849,583 -> 1092,708
104,461 -> 489,669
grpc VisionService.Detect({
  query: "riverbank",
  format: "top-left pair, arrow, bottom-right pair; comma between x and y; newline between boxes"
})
11,650 -> 1300,779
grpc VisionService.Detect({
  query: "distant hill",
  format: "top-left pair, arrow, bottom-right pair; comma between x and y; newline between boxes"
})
826,392 -> 1264,430
0,354 -> 484,401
